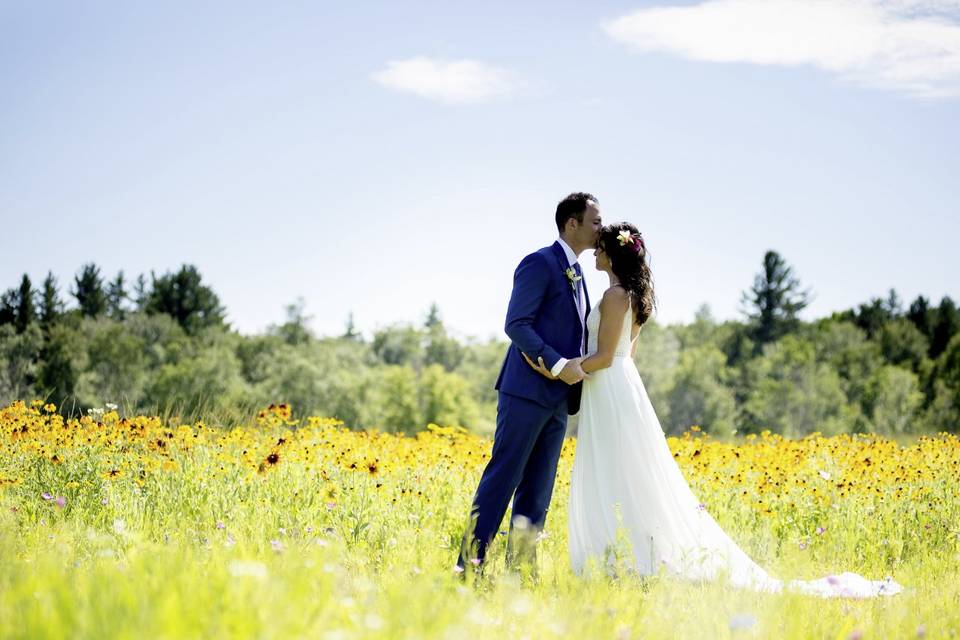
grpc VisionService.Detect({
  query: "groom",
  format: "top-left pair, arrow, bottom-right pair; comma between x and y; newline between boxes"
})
458,192 -> 602,571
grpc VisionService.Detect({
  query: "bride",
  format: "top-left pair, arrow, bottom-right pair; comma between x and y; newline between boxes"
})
565,223 -> 901,598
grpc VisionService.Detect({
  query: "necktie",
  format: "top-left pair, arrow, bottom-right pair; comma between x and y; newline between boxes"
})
573,263 -> 584,314
573,262 -> 585,354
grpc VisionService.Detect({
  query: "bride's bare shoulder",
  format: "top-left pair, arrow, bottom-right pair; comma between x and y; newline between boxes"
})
600,285 -> 629,308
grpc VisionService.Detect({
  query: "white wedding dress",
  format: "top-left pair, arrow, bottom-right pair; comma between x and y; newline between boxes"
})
568,302 -> 902,598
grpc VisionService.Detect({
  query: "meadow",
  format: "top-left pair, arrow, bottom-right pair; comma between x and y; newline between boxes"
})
1,400 -> 958,639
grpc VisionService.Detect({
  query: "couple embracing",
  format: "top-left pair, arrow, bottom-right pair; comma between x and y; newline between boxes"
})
456,192 -> 901,598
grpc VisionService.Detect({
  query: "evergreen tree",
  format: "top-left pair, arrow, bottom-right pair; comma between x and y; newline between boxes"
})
0,289 -> 17,328
850,297 -> 896,339
14,274 -> 36,333
73,263 -> 108,318
342,312 -> 361,341
931,296 -> 960,359
878,319 -> 929,372
885,289 -> 902,317
39,272 -> 64,328
133,273 -> 150,311
424,303 -> 442,330
907,295 -> 935,345
422,304 -> 463,371
741,251 -> 810,351
106,271 -> 129,320
145,265 -> 226,335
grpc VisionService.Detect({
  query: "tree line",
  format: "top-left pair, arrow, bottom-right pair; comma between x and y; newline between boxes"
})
1,253 -> 958,436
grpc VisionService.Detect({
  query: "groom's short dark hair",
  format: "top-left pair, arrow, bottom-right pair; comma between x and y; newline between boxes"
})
555,192 -> 598,233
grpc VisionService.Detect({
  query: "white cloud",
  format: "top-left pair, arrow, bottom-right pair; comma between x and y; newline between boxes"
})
372,57 -> 517,104
605,0 -> 960,98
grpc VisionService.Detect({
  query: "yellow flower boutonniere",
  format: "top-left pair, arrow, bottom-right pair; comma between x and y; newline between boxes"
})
565,266 -> 582,292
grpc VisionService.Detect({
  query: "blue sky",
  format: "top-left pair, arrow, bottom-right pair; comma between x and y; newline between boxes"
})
2,1 -> 958,340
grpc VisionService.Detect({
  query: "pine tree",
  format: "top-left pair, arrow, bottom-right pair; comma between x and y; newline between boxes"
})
342,312 -> 361,341
39,272 -> 64,328
884,289 -> 902,317
424,303 -> 443,330
73,263 -> 108,318
145,265 -> 226,335
107,271 -> 129,320
907,295 -> 934,344
14,274 -> 36,333
133,274 -> 149,311
0,289 -> 17,328
852,297 -> 895,339
931,296 -> 960,359
741,251 -> 810,351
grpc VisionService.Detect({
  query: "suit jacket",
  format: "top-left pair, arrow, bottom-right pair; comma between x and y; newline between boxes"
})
494,241 -> 591,415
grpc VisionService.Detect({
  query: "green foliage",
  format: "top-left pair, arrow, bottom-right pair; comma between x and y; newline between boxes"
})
0,289 -> 15,327
419,364 -> 480,428
878,318 -> 929,372
39,272 -> 63,329
839,290 -> 902,339
372,325 -> 423,368
0,261 -> 956,435
145,265 -> 226,336
0,324 -> 43,404
74,318 -> 149,409
73,263 -> 108,318
267,298 -> 314,346
632,320 -> 680,421
864,365 -> 924,436
14,274 -> 36,334
36,322 -> 80,410
907,295 -> 934,345
741,251 -> 810,351
374,365 -> 422,433
424,326 -> 465,371
925,334 -> 960,432
743,336 -> 857,437
106,271 -> 129,320
666,345 -> 738,437
931,296 -> 960,359
146,337 -> 248,417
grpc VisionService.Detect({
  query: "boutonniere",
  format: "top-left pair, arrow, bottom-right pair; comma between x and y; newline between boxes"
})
565,266 -> 582,292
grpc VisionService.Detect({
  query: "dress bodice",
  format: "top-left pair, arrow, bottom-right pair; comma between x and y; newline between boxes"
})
586,299 -> 635,357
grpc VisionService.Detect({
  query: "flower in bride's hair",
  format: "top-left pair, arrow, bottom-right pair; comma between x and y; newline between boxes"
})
617,229 -> 633,246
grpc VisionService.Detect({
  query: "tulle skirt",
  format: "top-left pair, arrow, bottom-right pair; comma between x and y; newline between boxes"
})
568,357 -> 901,598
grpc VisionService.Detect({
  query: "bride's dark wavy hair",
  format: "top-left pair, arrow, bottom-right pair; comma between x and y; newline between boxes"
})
597,222 -> 656,326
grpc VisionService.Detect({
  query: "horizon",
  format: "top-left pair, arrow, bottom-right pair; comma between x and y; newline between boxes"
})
3,258 -> 952,342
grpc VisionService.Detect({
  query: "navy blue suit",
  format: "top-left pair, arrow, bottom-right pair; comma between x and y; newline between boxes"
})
460,241 -> 590,567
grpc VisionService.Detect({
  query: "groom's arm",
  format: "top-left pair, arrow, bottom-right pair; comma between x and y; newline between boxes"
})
504,252 -> 563,370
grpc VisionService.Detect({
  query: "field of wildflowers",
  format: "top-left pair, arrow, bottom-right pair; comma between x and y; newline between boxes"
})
1,400 -> 959,638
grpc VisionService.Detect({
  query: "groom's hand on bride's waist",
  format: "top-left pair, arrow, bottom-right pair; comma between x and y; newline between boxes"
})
522,353 -> 588,385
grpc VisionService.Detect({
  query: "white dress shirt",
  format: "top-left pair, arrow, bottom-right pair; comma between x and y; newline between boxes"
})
550,237 -> 586,377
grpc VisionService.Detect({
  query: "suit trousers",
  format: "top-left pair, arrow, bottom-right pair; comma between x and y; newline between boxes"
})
459,391 -> 568,567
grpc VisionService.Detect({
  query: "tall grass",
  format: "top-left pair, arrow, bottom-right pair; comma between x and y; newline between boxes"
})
0,401 -> 956,639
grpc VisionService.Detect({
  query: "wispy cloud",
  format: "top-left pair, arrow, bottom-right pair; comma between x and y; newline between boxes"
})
372,57 -> 517,104
605,0 -> 960,98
